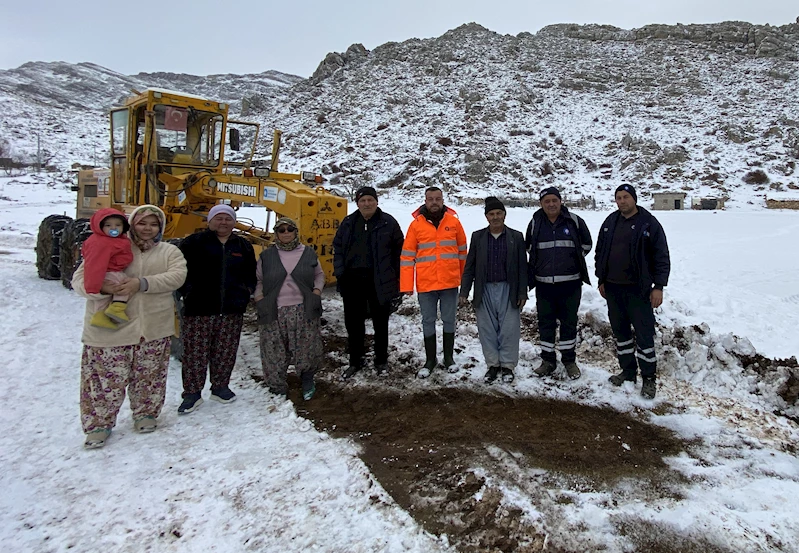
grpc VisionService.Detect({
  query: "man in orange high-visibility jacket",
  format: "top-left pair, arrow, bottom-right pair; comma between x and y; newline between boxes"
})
400,186 -> 468,378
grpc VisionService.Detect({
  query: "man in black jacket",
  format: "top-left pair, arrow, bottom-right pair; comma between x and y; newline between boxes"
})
595,184 -> 671,399
334,187 -> 404,378
460,197 -> 528,384
526,187 -> 593,380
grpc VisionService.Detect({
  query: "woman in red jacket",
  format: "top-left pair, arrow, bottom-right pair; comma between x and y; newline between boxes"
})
80,208 -> 135,329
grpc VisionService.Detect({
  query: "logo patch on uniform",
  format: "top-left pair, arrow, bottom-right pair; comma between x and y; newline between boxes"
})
564,229 -> 570,235
631,225 -> 636,230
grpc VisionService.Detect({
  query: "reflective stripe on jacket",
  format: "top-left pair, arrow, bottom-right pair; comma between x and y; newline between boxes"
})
400,207 -> 467,293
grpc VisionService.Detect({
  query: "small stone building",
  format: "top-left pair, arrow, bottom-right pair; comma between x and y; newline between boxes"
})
652,192 -> 687,210
691,197 -> 726,210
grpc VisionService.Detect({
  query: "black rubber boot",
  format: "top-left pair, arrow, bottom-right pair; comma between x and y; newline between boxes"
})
443,332 -> 457,372
417,335 -> 438,378
424,335 -> 438,371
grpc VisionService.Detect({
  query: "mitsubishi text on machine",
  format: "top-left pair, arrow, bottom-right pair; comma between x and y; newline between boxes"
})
218,183 -> 257,197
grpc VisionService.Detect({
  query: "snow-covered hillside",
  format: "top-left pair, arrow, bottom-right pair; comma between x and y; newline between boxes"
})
2,20 -> 799,207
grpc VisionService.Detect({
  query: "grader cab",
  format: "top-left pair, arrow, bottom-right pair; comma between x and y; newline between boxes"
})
36,88 -> 346,287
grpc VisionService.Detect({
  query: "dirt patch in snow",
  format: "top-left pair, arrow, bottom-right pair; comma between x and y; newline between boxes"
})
290,377 -> 690,552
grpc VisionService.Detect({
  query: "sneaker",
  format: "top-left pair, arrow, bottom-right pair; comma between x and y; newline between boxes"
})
484,366 -> 500,383
534,360 -> 556,377
641,377 -> 657,399
134,416 -> 157,433
90,311 -> 118,329
375,363 -> 389,376
564,362 -> 581,380
178,393 -> 203,414
84,428 -> 111,449
608,372 -> 636,387
416,367 -> 431,379
104,301 -> 129,323
211,387 -> 237,403
501,367 -> 515,383
342,365 -> 361,380
446,363 -> 460,374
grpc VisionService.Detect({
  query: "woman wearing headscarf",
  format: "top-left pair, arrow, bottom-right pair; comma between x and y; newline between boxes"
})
177,204 -> 256,414
72,205 -> 187,449
254,216 -> 324,400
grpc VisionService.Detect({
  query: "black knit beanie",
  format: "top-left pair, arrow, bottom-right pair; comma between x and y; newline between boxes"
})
615,184 -> 637,203
539,186 -> 561,201
355,186 -> 378,203
484,196 -> 505,214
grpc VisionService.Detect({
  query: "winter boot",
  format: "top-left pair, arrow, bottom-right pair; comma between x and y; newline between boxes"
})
484,366 -> 500,383
501,367 -> 515,383
417,335 -> 437,379
342,363 -> 362,380
104,301 -> 129,323
90,311 -> 118,329
443,332 -> 458,373
641,377 -> 657,399
375,363 -> 389,377
609,371 -> 637,387
534,359 -> 556,377
84,428 -> 111,449
564,362 -> 581,380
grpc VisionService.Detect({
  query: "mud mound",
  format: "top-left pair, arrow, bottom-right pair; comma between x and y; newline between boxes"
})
288,381 -> 687,552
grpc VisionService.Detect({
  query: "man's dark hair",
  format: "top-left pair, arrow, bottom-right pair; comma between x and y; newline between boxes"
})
425,186 -> 443,195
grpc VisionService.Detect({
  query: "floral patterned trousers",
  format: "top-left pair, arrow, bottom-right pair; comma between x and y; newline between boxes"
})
180,314 -> 244,396
80,337 -> 171,433
259,303 -> 322,395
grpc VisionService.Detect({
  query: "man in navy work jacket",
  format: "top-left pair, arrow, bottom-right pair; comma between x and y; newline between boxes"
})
333,186 -> 404,379
595,184 -> 670,399
526,187 -> 592,380
459,196 -> 528,384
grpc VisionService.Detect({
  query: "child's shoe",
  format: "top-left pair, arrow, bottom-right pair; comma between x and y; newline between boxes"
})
90,311 -> 118,329
105,302 -> 129,323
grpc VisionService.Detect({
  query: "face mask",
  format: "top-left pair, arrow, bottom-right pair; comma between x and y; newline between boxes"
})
108,229 -> 121,237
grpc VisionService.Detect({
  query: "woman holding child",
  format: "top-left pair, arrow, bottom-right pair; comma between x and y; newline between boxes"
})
72,205 -> 187,449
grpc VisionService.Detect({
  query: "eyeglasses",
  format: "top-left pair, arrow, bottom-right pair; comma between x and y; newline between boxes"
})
276,226 -> 296,234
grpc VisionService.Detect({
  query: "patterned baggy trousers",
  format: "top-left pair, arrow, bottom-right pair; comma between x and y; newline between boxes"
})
259,303 -> 322,395
180,314 -> 244,397
80,337 -> 171,433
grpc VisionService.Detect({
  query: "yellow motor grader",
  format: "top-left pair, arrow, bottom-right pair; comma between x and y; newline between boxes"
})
35,88 -> 346,287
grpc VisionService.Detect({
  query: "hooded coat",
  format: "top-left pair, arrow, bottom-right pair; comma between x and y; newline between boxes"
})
72,205 -> 187,347
80,208 -> 134,294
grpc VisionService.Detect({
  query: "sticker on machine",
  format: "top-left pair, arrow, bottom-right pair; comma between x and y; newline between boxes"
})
178,191 -> 187,204
263,186 -> 278,202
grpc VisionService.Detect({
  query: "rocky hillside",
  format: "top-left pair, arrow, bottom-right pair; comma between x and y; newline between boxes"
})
2,18 -> 799,207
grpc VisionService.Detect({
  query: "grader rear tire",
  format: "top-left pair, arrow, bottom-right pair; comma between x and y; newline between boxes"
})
59,218 -> 92,289
35,215 -> 73,280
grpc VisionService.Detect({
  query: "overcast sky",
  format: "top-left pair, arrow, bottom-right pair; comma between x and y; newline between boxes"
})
2,1 -> 796,78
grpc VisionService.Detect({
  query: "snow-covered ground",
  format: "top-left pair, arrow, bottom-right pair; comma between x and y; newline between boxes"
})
1,174 -> 798,552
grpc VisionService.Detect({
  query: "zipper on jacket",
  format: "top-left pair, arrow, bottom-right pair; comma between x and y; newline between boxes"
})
219,241 -> 227,314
